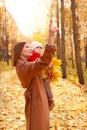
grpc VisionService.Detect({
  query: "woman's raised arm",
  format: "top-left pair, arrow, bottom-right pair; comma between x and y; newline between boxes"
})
47,19 -> 58,45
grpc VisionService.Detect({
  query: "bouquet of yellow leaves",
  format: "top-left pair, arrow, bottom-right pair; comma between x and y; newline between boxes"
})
49,57 -> 62,82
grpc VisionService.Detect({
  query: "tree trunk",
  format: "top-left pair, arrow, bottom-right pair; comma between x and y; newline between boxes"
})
61,0 -> 66,78
85,38 -> 87,68
71,0 -> 85,84
5,35 -> 9,65
70,15 -> 75,68
56,0 -> 61,59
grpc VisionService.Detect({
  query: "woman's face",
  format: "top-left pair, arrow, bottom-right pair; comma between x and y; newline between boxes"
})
20,43 -> 33,59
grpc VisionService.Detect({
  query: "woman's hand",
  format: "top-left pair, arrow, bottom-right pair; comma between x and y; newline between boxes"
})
49,19 -> 58,38
47,19 -> 58,45
48,63 -> 53,69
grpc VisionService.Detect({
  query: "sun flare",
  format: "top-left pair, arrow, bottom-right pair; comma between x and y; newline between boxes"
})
6,0 -> 50,36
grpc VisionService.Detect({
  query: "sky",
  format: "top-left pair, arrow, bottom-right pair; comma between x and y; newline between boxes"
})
5,0 -> 51,36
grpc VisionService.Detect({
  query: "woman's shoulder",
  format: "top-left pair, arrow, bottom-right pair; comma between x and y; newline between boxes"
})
16,58 -> 29,70
17,57 -> 28,64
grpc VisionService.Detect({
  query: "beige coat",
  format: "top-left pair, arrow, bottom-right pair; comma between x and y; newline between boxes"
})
16,44 -> 56,130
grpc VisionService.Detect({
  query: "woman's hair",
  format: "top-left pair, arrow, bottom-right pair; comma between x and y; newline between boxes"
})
12,41 -> 27,66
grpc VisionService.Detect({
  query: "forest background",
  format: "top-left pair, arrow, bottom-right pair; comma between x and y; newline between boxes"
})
0,0 -> 87,129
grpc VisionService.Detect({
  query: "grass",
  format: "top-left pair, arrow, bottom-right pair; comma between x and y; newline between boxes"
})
0,61 -> 13,73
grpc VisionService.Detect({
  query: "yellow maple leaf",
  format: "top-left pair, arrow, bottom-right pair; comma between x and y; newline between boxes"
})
49,57 -> 62,82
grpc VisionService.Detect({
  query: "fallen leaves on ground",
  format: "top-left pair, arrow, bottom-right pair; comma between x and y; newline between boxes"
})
0,69 -> 87,130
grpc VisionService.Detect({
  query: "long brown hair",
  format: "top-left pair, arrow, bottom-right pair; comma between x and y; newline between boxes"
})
12,41 -> 27,66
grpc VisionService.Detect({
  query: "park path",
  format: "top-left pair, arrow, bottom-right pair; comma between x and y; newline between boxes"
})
0,69 -> 87,130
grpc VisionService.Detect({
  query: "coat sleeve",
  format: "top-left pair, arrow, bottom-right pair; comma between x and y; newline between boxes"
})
16,44 -> 56,88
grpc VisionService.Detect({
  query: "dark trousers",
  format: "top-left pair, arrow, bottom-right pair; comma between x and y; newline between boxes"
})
43,78 -> 53,100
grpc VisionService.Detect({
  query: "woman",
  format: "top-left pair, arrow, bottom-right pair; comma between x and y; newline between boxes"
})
12,19 -> 58,130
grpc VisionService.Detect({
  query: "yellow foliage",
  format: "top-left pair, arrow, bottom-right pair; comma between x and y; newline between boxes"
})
49,57 -> 62,82
52,57 -> 62,66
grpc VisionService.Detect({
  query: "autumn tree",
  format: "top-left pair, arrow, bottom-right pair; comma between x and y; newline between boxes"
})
64,6 -> 75,69
56,0 -> 61,59
71,0 -> 84,84
85,38 -> 87,68
69,14 -> 75,68
60,0 -> 66,78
